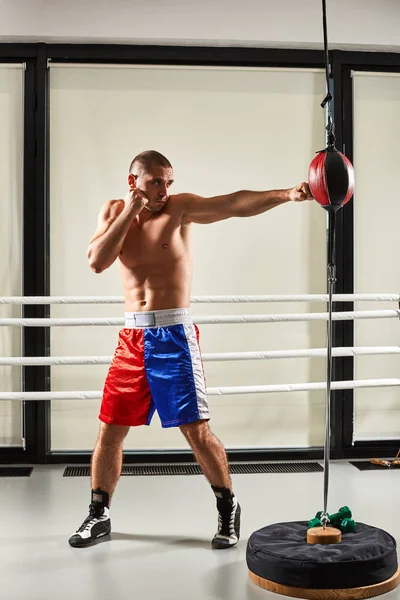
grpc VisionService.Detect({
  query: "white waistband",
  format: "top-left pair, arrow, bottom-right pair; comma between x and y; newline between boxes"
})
124,308 -> 192,328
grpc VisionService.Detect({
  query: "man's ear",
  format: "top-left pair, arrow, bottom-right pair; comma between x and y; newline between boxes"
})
128,173 -> 137,189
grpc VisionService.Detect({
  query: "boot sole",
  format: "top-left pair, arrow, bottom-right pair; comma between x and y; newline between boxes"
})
69,527 -> 111,548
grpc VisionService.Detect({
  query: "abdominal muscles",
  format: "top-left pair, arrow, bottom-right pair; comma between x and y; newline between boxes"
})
118,226 -> 193,311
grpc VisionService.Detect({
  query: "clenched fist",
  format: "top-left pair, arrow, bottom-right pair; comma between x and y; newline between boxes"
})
289,182 -> 313,203
125,187 -> 149,212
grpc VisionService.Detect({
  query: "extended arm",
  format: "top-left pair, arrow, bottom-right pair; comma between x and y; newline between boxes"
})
181,182 -> 312,224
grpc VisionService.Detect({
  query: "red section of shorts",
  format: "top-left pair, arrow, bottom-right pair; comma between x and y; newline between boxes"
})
99,328 -> 152,427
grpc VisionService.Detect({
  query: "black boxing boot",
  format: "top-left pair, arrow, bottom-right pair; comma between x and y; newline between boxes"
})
211,486 -> 241,549
68,488 -> 111,548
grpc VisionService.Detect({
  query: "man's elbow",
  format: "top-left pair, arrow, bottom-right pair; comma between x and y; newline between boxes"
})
87,248 -> 104,274
88,259 -> 104,274
227,192 -> 248,218
90,263 -> 104,274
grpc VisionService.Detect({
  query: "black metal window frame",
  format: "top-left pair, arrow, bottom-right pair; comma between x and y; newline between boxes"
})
0,43 -> 399,464
0,44 -> 48,464
331,50 -> 400,460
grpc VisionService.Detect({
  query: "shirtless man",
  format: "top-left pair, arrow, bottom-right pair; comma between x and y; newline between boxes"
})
69,150 -> 312,550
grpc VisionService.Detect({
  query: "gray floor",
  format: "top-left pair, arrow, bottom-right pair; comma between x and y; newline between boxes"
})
2,462 -> 400,600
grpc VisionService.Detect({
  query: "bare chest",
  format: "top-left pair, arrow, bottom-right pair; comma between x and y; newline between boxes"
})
119,212 -> 188,268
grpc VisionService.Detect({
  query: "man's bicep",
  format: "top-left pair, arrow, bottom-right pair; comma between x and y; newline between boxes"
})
185,212 -> 231,225
181,193 -> 233,224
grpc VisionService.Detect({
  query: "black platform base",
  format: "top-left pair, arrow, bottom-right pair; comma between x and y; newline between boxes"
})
246,521 -> 398,590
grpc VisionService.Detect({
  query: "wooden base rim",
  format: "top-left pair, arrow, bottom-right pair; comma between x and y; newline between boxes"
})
307,526 -> 342,545
249,568 -> 400,599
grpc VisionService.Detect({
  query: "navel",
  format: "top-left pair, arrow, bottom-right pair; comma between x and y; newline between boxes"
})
162,243 -> 168,249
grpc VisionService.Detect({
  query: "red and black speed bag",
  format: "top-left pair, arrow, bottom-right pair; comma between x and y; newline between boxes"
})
308,148 -> 354,209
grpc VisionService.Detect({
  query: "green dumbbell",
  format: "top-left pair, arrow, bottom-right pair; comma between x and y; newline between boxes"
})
308,517 -> 322,528
310,511 -> 331,528
340,518 -> 356,533
316,506 -> 352,527
329,507 -> 352,527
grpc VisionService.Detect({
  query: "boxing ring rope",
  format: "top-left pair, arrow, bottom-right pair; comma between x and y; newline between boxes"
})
1,346 -> 400,366
0,293 -> 399,304
1,379 -> 400,401
0,309 -> 399,327
1,295 -> 398,405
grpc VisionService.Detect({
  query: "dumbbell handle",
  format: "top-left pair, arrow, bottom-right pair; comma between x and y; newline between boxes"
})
329,507 -> 352,523
316,506 -> 352,523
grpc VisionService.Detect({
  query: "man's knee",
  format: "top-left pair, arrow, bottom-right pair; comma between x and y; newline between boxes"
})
97,422 -> 130,448
180,419 -> 210,444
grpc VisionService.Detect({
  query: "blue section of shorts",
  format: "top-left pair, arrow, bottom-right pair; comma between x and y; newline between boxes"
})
143,324 -> 201,427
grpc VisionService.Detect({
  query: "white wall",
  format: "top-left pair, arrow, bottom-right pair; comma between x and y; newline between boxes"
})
48,64 -> 327,451
0,0 -> 399,52
353,72 -> 400,441
0,64 -> 24,447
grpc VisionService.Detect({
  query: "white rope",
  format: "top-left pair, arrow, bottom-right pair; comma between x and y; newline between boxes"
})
0,356 -> 114,366
204,346 -> 400,361
1,378 -> 399,401
1,346 -> 399,366
0,318 -> 125,326
0,310 -> 398,327
0,294 -> 399,305
207,379 -> 400,395
191,294 -> 400,303
0,296 -> 125,305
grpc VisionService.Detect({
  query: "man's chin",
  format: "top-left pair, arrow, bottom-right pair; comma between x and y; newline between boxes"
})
149,200 -> 168,213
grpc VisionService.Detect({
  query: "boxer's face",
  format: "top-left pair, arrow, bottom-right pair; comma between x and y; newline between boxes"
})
129,166 -> 174,213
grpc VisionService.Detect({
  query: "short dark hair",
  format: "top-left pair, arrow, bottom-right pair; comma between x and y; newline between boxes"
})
129,150 -> 172,176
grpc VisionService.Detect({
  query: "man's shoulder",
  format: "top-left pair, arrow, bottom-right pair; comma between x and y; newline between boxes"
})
167,193 -> 204,225
167,193 -> 190,214
104,198 -> 125,217
169,193 -> 190,203
168,193 -> 201,210
108,198 -> 125,208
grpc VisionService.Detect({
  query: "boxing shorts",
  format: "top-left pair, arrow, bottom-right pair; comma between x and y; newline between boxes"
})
99,308 -> 210,428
